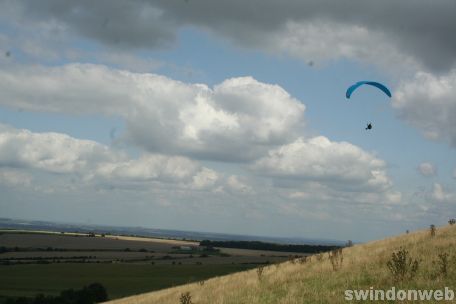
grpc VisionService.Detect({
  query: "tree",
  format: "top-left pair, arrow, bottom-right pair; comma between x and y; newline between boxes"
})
86,283 -> 108,302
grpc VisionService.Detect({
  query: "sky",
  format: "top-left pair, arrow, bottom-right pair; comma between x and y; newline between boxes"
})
0,0 -> 455,242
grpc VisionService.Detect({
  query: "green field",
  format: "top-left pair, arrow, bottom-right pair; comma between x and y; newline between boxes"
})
0,263 -> 255,300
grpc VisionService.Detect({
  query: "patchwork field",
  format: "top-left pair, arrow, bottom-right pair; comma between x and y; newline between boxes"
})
0,232 -> 198,251
0,230 -> 303,301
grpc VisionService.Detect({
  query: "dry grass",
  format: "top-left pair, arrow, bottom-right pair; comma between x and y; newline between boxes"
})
104,224 -> 456,304
104,235 -> 197,246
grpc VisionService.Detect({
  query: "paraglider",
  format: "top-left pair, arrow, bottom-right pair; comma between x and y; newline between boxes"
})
346,81 -> 391,99
345,81 -> 391,130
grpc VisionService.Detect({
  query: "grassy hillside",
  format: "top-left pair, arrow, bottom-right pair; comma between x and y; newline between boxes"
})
105,224 -> 456,303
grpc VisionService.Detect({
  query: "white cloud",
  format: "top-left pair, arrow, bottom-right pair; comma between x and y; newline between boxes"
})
269,21 -> 421,75
417,162 -> 437,177
253,136 -> 388,189
191,168 -> 219,190
226,175 -> 253,194
0,64 -> 305,162
252,136 -> 400,205
0,168 -> 32,187
386,191 -> 402,204
93,154 -> 200,183
431,183 -> 455,203
288,191 -> 310,200
0,124 -> 270,199
0,124 -> 220,191
393,70 -> 456,146
0,124 -> 120,174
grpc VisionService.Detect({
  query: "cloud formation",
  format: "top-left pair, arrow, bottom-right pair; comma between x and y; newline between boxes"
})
251,136 -> 400,205
0,168 -> 32,187
0,124 -> 120,174
0,124 -> 261,198
253,136 -> 389,189
0,64 -> 305,162
417,162 -> 437,177
4,0 -> 456,72
3,1 -> 455,150
393,70 -> 456,146
0,124 -> 212,189
0,121 -> 401,215
431,183 -> 455,203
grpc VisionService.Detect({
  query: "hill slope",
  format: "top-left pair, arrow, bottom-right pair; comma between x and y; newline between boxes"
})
105,225 -> 456,303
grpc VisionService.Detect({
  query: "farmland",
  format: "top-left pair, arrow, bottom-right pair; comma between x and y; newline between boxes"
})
0,230 -> 305,301
0,263 -> 253,299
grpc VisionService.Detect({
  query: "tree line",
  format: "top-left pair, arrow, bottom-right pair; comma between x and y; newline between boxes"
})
3,283 -> 108,304
199,240 -> 340,253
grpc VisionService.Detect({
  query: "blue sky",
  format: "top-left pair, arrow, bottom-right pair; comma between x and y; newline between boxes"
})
0,1 -> 455,242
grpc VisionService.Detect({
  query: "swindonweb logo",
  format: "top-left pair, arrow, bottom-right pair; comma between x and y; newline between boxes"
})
345,287 -> 454,301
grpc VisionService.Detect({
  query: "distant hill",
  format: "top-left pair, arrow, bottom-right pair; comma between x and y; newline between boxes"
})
0,218 -> 344,246
105,224 -> 456,304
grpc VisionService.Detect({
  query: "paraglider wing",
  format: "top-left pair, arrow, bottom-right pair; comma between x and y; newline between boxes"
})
346,81 -> 392,99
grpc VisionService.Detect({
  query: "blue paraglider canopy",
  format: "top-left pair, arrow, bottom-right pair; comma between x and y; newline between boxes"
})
346,81 -> 392,99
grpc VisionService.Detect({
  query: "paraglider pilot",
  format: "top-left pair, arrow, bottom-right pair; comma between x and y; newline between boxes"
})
365,123 -> 372,130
